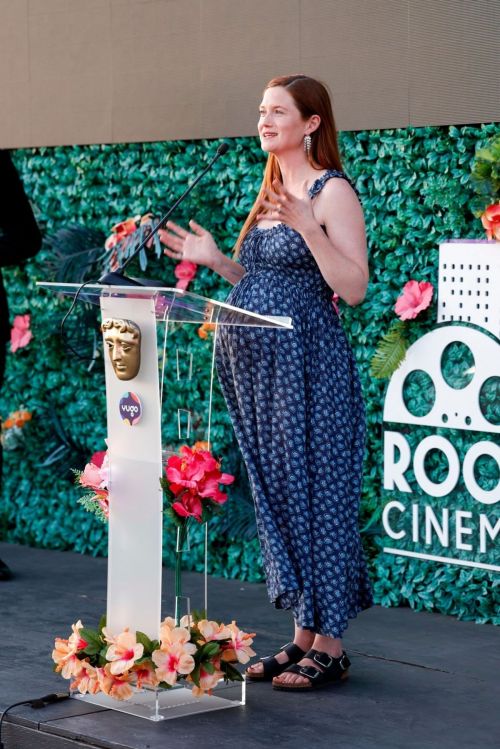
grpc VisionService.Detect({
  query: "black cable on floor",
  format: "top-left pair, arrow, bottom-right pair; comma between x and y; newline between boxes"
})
0,692 -> 70,748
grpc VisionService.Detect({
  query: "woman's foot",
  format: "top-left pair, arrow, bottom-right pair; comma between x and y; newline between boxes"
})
245,627 -> 315,678
272,634 -> 344,688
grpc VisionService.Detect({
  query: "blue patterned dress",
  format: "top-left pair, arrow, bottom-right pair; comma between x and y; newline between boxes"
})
215,170 -> 373,638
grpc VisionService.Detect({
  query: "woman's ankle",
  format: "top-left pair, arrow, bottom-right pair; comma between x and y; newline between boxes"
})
294,628 -> 315,651
312,634 -> 343,658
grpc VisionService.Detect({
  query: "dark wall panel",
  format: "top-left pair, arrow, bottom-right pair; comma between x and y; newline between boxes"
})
409,0 -> 500,126
0,0 -> 498,147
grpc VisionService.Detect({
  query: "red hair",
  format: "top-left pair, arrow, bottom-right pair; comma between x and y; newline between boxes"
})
234,74 -> 343,255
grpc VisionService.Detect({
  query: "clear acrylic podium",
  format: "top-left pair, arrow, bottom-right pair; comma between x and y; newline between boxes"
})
39,282 -> 292,720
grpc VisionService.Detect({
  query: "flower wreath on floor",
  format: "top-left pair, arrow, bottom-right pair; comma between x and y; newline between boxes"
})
54,443 -> 255,700
53,612 -> 255,700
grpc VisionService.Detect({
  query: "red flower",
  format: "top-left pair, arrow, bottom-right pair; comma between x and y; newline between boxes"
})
198,469 -> 234,505
172,491 -> 204,521
394,280 -> 433,320
481,203 -> 500,240
104,217 -> 140,251
165,445 -> 235,521
111,218 -> 138,239
174,261 -> 198,291
91,450 -> 107,468
166,446 -> 217,493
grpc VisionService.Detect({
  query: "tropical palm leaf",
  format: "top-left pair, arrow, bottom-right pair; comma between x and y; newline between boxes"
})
370,320 -> 409,379
42,225 -> 106,283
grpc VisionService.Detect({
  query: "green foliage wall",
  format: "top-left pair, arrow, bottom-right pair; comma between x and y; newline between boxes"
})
1,122 -> 498,622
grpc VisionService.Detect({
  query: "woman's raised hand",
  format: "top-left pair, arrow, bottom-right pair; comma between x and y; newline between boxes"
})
257,179 -> 318,236
159,220 -> 221,270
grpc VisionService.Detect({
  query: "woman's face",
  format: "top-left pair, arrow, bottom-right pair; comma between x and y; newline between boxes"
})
258,86 -> 311,156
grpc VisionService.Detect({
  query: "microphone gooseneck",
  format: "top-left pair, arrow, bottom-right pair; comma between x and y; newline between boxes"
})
98,142 -> 229,286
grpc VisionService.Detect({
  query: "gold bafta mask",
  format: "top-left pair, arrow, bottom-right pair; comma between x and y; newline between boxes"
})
101,318 -> 141,381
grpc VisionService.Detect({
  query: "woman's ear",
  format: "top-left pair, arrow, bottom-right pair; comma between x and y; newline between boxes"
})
306,114 -> 321,135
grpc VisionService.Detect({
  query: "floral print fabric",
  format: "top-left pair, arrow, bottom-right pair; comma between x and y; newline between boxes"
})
215,171 -> 373,637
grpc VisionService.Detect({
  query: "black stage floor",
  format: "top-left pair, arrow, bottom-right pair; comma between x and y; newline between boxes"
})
0,541 -> 498,748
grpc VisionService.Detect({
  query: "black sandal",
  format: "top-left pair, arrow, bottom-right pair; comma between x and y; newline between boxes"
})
272,649 -> 350,691
245,642 -> 306,682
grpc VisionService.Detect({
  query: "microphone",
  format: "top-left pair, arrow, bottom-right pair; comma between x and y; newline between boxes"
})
98,142 -> 229,286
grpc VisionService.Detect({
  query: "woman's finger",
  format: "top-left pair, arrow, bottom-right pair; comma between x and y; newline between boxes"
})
263,186 -> 282,203
158,229 -> 183,250
165,220 -> 189,238
188,219 -> 206,236
163,248 -> 182,259
271,179 -> 292,199
256,212 -> 280,221
260,197 -> 289,213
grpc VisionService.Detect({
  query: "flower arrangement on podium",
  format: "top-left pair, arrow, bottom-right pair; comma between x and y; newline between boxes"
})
161,442 -> 236,608
72,449 -> 110,521
52,612 -> 255,700
59,443 -> 252,700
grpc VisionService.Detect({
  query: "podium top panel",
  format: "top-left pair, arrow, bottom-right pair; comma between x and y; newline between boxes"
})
37,283 -> 293,329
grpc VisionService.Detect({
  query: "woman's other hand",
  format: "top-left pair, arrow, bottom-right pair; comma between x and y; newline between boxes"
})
159,220 -> 221,270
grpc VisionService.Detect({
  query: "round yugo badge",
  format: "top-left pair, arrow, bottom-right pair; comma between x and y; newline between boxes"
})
119,392 -> 142,426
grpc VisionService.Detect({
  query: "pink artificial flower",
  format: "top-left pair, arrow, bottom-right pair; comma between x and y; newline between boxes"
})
226,622 -> 256,664
97,451 -> 110,489
96,665 -> 134,701
132,661 -> 159,690
68,619 -> 88,652
79,452 -> 109,492
52,638 -> 84,679
70,661 -> 100,695
331,293 -> 340,315
10,314 -> 32,353
160,616 -> 191,636
174,260 -> 198,291
105,629 -> 144,675
394,280 -> 434,320
188,663 -> 225,698
153,628 -> 197,686
197,619 -> 232,642
481,203 -> 500,240
159,622 -> 194,650
95,491 -> 110,519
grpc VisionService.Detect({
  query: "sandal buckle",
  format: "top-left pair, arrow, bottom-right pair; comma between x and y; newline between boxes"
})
313,652 -> 333,669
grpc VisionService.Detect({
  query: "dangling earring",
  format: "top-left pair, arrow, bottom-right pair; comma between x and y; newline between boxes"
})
304,134 -> 312,156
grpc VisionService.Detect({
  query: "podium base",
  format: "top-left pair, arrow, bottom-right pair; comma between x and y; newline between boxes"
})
73,678 -> 246,721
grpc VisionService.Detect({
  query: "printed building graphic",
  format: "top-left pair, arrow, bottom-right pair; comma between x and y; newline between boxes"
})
437,241 -> 500,338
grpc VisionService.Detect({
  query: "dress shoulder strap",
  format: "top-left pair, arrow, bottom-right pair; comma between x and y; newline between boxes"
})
308,169 -> 360,200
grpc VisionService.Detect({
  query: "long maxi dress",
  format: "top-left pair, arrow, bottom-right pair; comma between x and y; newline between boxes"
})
215,170 -> 373,638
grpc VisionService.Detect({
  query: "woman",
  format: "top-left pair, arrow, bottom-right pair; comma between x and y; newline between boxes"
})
160,74 -> 373,691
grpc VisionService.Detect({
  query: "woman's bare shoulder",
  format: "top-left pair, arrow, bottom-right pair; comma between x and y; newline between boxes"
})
315,175 -> 363,221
